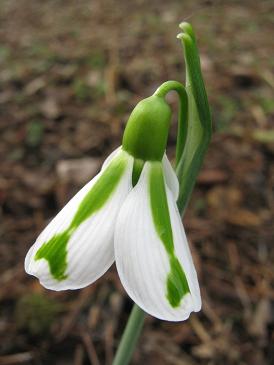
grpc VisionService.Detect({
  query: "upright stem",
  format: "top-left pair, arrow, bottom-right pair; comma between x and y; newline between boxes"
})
112,305 -> 145,365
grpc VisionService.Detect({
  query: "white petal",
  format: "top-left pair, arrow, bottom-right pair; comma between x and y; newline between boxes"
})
101,146 -> 122,170
162,153 -> 179,201
25,150 -> 133,290
114,162 -> 201,321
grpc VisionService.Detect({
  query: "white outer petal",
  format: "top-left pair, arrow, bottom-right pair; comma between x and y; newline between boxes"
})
162,154 -> 179,201
25,150 -> 133,290
102,146 -> 122,169
114,162 -> 201,321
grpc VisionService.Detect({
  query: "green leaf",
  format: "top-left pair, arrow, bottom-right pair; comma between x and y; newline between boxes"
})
176,23 -> 212,214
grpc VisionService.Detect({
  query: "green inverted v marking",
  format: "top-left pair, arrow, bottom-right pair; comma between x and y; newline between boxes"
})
35,152 -> 128,281
149,162 -> 190,308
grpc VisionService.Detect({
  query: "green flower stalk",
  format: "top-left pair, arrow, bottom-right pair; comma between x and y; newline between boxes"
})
24,22 -> 211,365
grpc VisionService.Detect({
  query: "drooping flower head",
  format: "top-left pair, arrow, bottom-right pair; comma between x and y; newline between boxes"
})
25,22 -> 212,322
25,93 -> 201,321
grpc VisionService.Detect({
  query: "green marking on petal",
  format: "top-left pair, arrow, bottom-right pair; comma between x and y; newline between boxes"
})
149,162 -> 190,307
149,162 -> 174,254
35,230 -> 70,281
70,152 -> 128,228
132,158 -> 145,187
167,256 -> 190,307
35,151 -> 129,281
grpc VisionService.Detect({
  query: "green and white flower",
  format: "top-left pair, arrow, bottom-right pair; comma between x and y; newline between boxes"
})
115,158 -> 201,321
25,94 -> 201,322
25,147 -> 133,291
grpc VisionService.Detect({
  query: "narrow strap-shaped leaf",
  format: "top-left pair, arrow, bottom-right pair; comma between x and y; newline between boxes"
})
176,22 -> 212,214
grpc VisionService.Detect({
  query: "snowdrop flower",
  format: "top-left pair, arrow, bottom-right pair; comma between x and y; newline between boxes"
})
25,94 -> 201,321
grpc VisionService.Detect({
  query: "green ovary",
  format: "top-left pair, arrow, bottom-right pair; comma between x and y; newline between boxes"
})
34,152 -> 128,281
149,162 -> 190,308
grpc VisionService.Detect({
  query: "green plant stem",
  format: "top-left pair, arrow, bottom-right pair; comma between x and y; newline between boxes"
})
112,304 -> 145,365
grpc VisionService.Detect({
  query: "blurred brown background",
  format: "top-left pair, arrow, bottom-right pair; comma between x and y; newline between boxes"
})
0,0 -> 274,364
